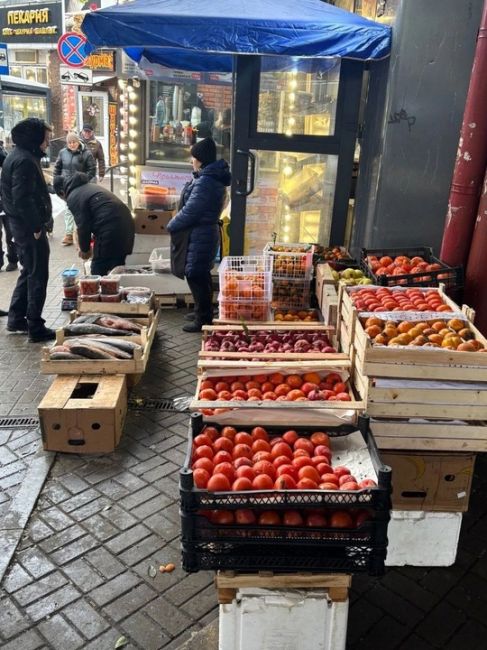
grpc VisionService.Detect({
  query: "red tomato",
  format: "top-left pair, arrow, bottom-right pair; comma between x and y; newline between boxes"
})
310,431 -> 331,447
321,473 -> 339,485
282,430 -> 299,445
211,510 -> 234,524
258,511 -> 281,525
276,464 -> 298,480
305,513 -> 327,527
221,426 -> 237,441
319,482 -> 338,490
234,432 -> 253,446
213,450 -> 232,465
274,474 -> 297,490
213,462 -> 235,483
329,511 -> 354,528
235,466 -> 256,481
217,391 -> 233,401
292,456 -> 313,470
232,389 -> 248,400
313,445 -> 331,458
251,426 -> 269,441
253,460 -> 276,479
193,433 -> 213,448
193,445 -> 214,460
202,426 -> 219,441
325,373 -> 342,385
283,510 -> 304,526
252,439 -> 271,453
232,444 -> 252,460
311,455 -> 331,467
296,478 -> 318,489
293,449 -> 311,458
192,457 -> 214,473
271,442 -> 293,460
298,466 -> 320,484
333,382 -> 347,395
193,468 -> 210,489
315,463 -> 333,476
235,508 -> 256,525
339,481 -> 359,491
338,474 -> 357,486
273,455 -> 292,469
358,478 -> 378,488
207,473 -> 231,492
336,393 -> 351,401
233,457 -> 252,469
294,438 -> 315,455
269,436 -> 285,447
213,437 -> 234,453
214,381 -> 230,393
232,477 -> 253,491
252,451 -> 273,463
252,474 -> 274,490
333,466 -> 351,479
230,382 -> 245,392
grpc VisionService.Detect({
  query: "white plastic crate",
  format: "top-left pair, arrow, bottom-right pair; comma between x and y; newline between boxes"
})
219,588 -> 348,650
264,242 -> 314,280
218,296 -> 271,322
149,247 -> 171,273
385,510 -> 462,566
219,256 -> 273,303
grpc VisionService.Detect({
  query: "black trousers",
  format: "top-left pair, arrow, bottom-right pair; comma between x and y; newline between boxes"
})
8,225 -> 49,333
186,271 -> 213,325
90,255 -> 127,277
0,213 -> 18,266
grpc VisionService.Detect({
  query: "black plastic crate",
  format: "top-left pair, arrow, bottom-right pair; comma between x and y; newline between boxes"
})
313,245 -> 356,270
179,414 -> 391,575
361,246 -> 463,289
181,540 -> 388,575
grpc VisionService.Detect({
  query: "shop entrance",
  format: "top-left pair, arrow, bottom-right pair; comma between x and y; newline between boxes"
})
77,91 -> 109,154
229,56 -> 363,255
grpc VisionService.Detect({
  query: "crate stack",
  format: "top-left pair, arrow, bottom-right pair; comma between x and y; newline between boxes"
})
218,255 -> 273,322
337,271 -> 487,565
264,242 -> 314,311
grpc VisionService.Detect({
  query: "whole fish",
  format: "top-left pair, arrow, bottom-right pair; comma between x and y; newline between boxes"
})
97,316 -> 141,333
68,343 -> 118,359
64,323 -> 127,336
50,351 -> 85,360
87,337 -> 141,353
71,314 -> 104,325
68,339 -> 132,359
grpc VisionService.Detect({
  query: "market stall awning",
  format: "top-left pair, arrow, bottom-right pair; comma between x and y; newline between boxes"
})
82,0 -> 391,72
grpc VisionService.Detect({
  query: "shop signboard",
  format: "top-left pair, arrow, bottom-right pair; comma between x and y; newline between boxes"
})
108,101 -> 117,165
0,43 -> 8,75
85,49 -> 115,72
0,2 -> 63,44
136,166 -> 189,194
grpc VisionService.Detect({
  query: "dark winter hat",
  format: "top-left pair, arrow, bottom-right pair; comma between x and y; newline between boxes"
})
190,137 -> 217,166
11,118 -> 51,151
82,124 -> 94,132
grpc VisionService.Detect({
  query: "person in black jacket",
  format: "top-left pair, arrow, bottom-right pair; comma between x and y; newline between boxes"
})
167,137 -> 231,332
0,118 -> 55,342
0,139 -> 19,272
53,172 -> 134,276
54,132 -> 96,246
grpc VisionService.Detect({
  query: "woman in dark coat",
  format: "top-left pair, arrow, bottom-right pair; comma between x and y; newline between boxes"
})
167,137 -> 231,332
54,132 -> 96,246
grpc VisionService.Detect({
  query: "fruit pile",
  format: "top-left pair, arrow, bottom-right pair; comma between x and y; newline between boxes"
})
203,506 -> 371,529
203,330 -> 336,354
266,244 -> 312,278
197,372 -> 352,402
318,246 -> 353,262
274,308 -> 320,322
219,301 -> 269,322
362,316 -> 485,351
191,425 -> 377,495
272,278 -> 309,307
349,287 -> 452,313
365,254 -> 449,282
220,273 -> 267,300
331,267 -> 372,286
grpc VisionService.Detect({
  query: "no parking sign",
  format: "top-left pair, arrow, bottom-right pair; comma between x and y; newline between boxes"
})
57,32 -> 88,68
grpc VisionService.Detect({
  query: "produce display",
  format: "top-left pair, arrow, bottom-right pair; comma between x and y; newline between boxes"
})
361,316 -> 485,351
348,287 -> 452,312
315,245 -> 354,262
63,313 -> 142,336
197,372 -> 351,402
330,267 -> 372,286
203,329 -> 336,354
273,308 -> 320,322
219,256 -> 273,322
363,252 -> 456,286
264,243 -> 313,279
202,507 -> 371,529
218,301 -> 270,322
271,278 -> 310,308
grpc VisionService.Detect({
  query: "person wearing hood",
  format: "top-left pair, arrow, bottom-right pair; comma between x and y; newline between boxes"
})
54,132 -> 96,246
53,172 -> 135,276
166,137 -> 231,332
0,117 -> 55,342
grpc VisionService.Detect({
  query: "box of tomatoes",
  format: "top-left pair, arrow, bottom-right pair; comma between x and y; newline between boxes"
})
360,246 -> 463,289
179,414 -> 391,575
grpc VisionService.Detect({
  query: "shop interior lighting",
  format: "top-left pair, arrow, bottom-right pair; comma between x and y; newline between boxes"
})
129,129 -> 137,138
129,116 -> 137,125
128,153 -> 136,162
128,142 -> 136,150
120,154 -> 127,162
129,104 -> 138,113
119,166 -> 128,174
118,79 -> 126,89
283,165 -> 293,176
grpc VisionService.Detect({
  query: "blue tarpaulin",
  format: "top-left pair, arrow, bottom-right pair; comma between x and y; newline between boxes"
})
82,0 -> 391,72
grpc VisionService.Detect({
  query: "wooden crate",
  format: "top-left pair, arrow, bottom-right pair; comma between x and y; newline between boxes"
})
354,368 -> 487,420
40,311 -> 159,376
38,374 -> 127,453
77,296 -> 156,315
315,263 -> 337,306
370,418 -> 487,452
199,324 -> 346,363
320,284 -> 339,327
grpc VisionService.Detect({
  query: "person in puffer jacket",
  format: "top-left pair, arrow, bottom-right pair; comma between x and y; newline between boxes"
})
166,137 -> 231,332
54,132 -> 96,246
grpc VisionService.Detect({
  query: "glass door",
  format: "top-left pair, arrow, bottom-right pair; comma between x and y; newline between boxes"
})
230,55 -> 363,255
77,91 -> 109,155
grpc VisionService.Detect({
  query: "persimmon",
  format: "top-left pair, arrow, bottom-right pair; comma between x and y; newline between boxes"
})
286,374 -> 303,388
303,372 -> 321,384
200,379 -> 215,391
207,473 -> 231,492
274,383 -> 291,397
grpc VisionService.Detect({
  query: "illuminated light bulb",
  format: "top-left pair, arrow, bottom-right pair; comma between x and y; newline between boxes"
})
129,116 -> 137,125
283,165 -> 293,176
129,129 -> 137,138
285,129 -> 293,137
283,235 -> 290,243
289,93 -> 295,102
120,118 -> 125,126
288,117 -> 295,126
129,165 -> 137,173
284,225 -> 290,233
128,153 -> 136,162
118,79 -> 126,88
129,177 -> 137,186
129,104 -> 138,112
284,214 -> 291,222
126,85 -> 133,92
128,142 -> 136,150
120,143 -> 127,151
120,154 -> 127,162
289,79 -> 297,89
119,166 -> 128,173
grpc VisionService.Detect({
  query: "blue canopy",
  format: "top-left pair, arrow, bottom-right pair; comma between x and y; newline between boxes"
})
82,0 -> 391,72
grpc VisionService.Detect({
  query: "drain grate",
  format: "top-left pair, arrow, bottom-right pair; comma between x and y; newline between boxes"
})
0,415 -> 39,428
128,397 -> 188,412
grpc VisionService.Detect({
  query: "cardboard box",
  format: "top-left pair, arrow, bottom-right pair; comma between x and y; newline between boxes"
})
39,375 -> 127,453
381,450 -> 476,512
134,209 -> 175,235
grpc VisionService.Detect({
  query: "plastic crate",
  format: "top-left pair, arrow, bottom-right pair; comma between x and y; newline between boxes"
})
179,414 -> 391,575
313,245 -> 356,270
272,278 -> 311,309
149,247 -> 171,273
219,256 -> 273,302
264,242 -> 314,280
273,307 -> 322,323
218,297 -> 271,322
361,246 -> 463,289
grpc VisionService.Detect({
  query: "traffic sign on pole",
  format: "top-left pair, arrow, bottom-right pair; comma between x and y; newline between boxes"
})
57,32 -> 88,68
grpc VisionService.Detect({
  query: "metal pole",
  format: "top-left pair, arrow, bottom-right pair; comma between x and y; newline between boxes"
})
463,167 -> 487,336
439,0 -> 487,267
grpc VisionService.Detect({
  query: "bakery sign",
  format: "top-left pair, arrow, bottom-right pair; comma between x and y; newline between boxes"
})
0,1 -> 63,43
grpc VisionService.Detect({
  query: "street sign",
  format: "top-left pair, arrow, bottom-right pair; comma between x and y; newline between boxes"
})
57,32 -> 88,68
60,65 -> 92,85
0,43 -> 9,75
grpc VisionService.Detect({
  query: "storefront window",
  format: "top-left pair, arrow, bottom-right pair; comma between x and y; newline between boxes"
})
1,92 -> 48,144
147,74 -> 233,166
257,58 -> 340,137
